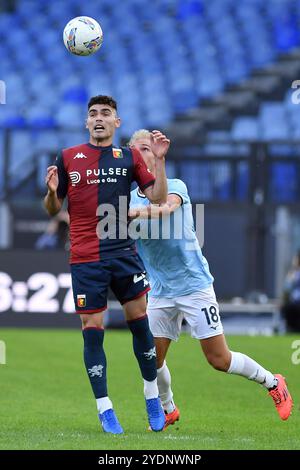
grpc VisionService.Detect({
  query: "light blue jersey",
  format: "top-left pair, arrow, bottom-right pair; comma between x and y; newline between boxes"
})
130,179 -> 214,298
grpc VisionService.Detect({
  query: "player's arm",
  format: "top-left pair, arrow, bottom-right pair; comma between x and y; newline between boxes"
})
44,152 -> 68,216
142,131 -> 169,204
44,165 -> 64,216
129,194 -> 182,219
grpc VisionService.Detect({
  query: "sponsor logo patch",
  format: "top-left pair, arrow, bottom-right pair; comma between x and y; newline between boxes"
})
69,171 -> 81,186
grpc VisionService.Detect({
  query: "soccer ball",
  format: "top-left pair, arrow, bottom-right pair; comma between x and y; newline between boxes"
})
63,16 -> 103,56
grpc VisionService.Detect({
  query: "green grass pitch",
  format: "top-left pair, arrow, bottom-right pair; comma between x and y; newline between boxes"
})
0,328 -> 299,450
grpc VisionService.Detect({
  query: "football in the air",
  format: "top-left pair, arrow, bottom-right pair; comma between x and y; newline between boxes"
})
63,16 -> 103,56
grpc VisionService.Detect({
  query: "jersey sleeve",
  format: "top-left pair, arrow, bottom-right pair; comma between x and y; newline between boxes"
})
55,151 -> 68,199
131,148 -> 155,191
168,179 -> 190,205
129,189 -> 137,208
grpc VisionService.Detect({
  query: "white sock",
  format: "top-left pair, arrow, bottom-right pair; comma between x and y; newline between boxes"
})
227,351 -> 278,389
96,396 -> 113,414
157,361 -> 176,413
143,378 -> 159,399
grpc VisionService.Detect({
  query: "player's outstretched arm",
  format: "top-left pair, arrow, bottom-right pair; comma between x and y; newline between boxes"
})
129,194 -> 182,219
44,165 -> 63,216
143,130 -> 169,205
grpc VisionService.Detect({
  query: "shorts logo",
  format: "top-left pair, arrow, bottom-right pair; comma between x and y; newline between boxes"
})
69,171 -> 81,186
112,148 -> 123,159
77,294 -> 86,307
133,272 -> 146,284
133,273 -> 149,287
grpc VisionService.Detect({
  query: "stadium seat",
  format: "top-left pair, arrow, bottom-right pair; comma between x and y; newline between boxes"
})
1,0 -> 300,201
270,163 -> 298,202
232,118 -> 259,141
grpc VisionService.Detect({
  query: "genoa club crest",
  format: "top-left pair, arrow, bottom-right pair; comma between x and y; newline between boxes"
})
77,294 -> 86,307
112,148 -> 123,159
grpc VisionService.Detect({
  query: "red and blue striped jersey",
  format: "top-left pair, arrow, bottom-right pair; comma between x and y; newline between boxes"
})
55,142 -> 155,264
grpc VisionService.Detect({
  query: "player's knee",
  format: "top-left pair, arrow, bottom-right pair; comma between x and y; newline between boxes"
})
205,352 -> 230,372
81,315 -> 103,330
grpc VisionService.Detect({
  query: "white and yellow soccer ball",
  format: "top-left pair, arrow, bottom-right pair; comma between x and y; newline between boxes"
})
63,16 -> 103,56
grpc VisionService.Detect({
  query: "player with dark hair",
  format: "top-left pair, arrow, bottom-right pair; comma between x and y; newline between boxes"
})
44,96 -> 168,434
129,129 -> 293,429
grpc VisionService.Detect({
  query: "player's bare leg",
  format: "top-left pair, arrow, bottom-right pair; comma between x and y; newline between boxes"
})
123,295 -> 165,431
200,333 -> 231,371
80,311 -> 123,434
154,337 -> 180,429
123,294 -> 148,321
81,311 -> 104,329
200,333 -> 293,420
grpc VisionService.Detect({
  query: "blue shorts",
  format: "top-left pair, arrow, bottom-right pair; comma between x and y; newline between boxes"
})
71,254 -> 150,314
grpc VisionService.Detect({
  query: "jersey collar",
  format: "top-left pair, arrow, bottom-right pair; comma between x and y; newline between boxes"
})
86,143 -> 114,150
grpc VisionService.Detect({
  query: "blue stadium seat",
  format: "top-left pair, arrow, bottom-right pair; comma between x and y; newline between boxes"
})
270,163 -> 298,202
63,86 -> 88,104
55,104 -> 85,128
1,115 -> 27,129
28,115 -> 56,129
172,90 -> 199,113
232,117 -> 259,141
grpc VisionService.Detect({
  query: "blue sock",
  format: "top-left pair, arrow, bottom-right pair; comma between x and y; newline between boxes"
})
82,328 -> 107,399
127,315 -> 157,382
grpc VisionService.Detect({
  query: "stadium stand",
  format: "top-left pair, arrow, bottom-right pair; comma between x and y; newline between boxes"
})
1,0 -> 300,203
